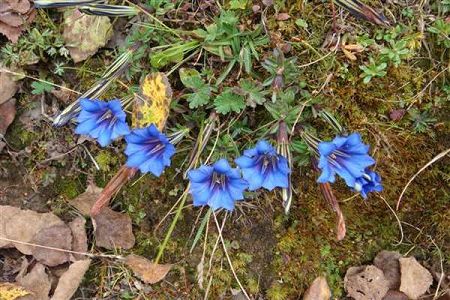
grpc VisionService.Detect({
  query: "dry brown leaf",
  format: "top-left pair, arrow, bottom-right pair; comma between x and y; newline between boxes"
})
0,68 -> 19,106
342,48 -> 357,61
31,224 -> 72,267
303,276 -> 331,300
68,217 -> 88,261
93,208 -> 135,250
62,9 -> 113,63
51,259 -> 91,300
16,263 -> 51,300
124,254 -> 171,284
68,183 -> 103,216
0,282 -> 30,300
0,0 -> 35,43
0,98 -> 16,151
276,13 -> 290,21
0,205 -> 65,255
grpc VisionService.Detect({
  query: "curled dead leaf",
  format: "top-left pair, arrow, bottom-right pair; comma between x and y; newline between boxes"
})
68,183 -> 103,216
16,263 -> 51,300
51,259 -> 91,300
124,254 -> 171,284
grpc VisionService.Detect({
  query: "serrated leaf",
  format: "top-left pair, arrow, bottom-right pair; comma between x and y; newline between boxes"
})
214,89 -> 245,114
179,68 -> 204,90
186,86 -> 212,108
31,81 -> 54,95
132,73 -> 172,130
238,79 -> 266,107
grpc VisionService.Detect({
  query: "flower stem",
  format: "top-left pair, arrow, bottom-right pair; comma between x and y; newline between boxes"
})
154,186 -> 190,264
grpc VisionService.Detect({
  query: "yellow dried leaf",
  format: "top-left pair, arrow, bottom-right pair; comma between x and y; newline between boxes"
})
343,44 -> 364,52
342,48 -> 357,61
132,72 -> 172,130
0,283 -> 30,300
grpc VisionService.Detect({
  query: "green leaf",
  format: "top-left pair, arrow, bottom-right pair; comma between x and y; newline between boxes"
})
238,79 -> 266,107
179,68 -> 204,89
214,89 -> 245,114
186,86 -> 212,108
31,81 -> 54,95
229,0 -> 248,9
295,18 -> 308,29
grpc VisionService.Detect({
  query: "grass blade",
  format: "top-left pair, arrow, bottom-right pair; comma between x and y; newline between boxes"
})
79,4 -> 139,17
34,0 -> 104,8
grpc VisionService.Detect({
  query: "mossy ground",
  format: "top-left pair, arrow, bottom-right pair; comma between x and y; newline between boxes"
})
0,1 -> 449,299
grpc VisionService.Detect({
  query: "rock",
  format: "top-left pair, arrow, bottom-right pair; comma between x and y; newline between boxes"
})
399,257 -> 433,299
344,265 -> 389,300
382,290 -> 409,300
374,250 -> 402,289
303,276 -> 331,300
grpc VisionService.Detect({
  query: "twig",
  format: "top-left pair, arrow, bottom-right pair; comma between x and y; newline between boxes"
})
0,236 -> 122,259
212,212 -> 250,300
379,195 -> 404,246
396,148 -> 450,210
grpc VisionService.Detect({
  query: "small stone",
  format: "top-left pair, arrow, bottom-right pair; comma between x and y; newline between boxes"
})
303,276 -> 331,300
399,257 -> 433,299
344,265 -> 389,300
374,250 -> 402,289
382,290 -> 409,300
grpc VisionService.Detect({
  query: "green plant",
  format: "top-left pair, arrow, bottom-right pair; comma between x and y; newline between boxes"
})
31,80 -> 54,94
380,39 -> 411,67
179,68 -> 216,108
359,57 -> 387,83
408,108 -> 437,134
428,19 -> 450,48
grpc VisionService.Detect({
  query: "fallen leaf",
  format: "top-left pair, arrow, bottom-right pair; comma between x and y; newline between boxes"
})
68,183 -> 103,216
0,0 -> 35,43
0,98 -> 16,151
62,9 -> 113,63
399,257 -> 433,299
344,265 -> 389,300
0,282 -> 30,300
51,259 -> 91,300
16,263 -> 51,300
30,224 -> 72,267
0,68 -> 19,105
303,276 -> 331,300
342,48 -> 357,61
0,205 -> 65,255
389,109 -> 406,121
373,250 -> 401,289
124,254 -> 171,284
93,208 -> 135,250
51,88 -> 76,104
68,217 -> 88,261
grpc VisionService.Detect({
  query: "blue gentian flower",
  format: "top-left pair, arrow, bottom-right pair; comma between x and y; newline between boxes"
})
75,98 -> 130,147
317,133 -> 375,187
354,169 -> 383,199
235,140 -> 290,191
125,124 -> 175,176
188,159 -> 248,211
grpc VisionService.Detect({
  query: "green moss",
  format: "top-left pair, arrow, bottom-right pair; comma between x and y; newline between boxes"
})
54,176 -> 83,199
95,150 -> 119,172
5,121 -> 38,149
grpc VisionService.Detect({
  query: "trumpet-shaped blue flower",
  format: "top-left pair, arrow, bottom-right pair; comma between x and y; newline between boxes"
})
75,98 -> 130,147
354,169 -> 383,199
235,140 -> 290,191
188,159 -> 248,211
125,124 -> 175,176
317,133 -> 375,188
